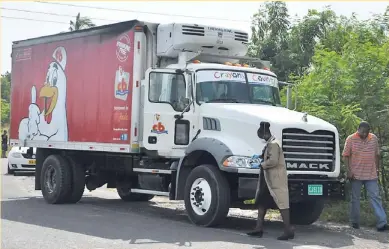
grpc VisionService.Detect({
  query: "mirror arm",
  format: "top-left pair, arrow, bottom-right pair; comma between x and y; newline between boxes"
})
174,99 -> 194,120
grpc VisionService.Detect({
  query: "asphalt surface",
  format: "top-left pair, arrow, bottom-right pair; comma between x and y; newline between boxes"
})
1,159 -> 388,249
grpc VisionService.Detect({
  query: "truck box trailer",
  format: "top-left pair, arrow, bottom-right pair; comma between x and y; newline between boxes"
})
10,19 -> 345,227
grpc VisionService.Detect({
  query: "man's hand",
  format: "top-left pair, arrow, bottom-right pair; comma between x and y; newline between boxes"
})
347,170 -> 354,180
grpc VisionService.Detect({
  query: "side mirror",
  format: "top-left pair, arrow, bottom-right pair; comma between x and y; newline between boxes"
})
286,85 -> 292,110
279,81 -> 297,110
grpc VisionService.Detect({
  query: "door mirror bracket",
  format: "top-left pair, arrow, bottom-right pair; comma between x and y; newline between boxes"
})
174,99 -> 194,120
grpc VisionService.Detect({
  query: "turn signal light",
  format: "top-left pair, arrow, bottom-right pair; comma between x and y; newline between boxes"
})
193,60 -> 201,63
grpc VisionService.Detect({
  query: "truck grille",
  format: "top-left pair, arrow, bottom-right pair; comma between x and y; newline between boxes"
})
282,128 -> 335,172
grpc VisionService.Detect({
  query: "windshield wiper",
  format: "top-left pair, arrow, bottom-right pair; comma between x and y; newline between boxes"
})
206,98 -> 242,103
256,99 -> 276,106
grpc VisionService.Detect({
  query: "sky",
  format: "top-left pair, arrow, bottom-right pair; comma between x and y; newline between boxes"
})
1,1 -> 388,74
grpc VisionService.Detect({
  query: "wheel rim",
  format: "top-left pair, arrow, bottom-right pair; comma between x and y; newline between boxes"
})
44,165 -> 57,194
190,178 -> 212,216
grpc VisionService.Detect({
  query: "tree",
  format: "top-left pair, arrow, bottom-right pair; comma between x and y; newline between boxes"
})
1,72 -> 11,125
1,72 -> 11,102
69,13 -> 96,31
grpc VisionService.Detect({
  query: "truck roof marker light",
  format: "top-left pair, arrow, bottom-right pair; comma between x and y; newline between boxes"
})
193,60 -> 201,63
263,67 -> 270,71
224,62 -> 232,66
233,63 -> 241,67
243,64 -> 249,67
134,26 -> 143,32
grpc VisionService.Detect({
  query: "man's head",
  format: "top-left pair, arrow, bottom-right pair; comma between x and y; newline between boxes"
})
3,130 -> 6,135
257,122 -> 271,141
357,121 -> 370,139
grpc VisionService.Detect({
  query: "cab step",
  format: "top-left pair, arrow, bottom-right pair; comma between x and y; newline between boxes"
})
130,188 -> 170,196
133,168 -> 173,174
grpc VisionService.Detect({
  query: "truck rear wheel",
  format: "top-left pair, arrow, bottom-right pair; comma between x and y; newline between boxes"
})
64,156 -> 85,204
40,155 -> 72,204
290,200 -> 325,225
116,185 -> 154,202
184,165 -> 230,227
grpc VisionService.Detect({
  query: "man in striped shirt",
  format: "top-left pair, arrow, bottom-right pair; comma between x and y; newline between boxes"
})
342,121 -> 388,231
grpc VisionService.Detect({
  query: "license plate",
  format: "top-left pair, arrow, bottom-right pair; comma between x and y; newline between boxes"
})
28,159 -> 36,165
308,184 -> 323,196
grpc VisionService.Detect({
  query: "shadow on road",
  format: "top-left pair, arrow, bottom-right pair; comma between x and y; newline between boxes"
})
3,195 -> 385,248
12,171 -> 35,177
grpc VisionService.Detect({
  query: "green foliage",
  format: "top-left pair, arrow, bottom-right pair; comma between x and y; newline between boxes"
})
1,72 -> 11,125
1,99 -> 10,125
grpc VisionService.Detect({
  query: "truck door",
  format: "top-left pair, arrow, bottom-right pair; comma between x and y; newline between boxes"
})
142,68 -> 194,157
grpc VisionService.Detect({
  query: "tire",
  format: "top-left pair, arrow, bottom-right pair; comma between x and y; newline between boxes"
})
64,156 -> 85,204
116,184 -> 154,202
184,164 -> 230,227
40,154 -> 72,204
7,163 -> 15,175
290,200 -> 325,225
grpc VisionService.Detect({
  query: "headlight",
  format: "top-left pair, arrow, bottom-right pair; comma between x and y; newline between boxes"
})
11,152 -> 23,158
222,156 -> 262,168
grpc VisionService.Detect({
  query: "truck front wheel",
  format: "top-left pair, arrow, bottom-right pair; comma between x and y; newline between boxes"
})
40,155 -> 72,204
184,165 -> 230,227
290,200 -> 325,225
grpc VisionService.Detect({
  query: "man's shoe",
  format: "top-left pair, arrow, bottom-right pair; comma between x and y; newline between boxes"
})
247,230 -> 263,237
277,230 -> 295,240
377,224 -> 389,232
352,223 -> 360,229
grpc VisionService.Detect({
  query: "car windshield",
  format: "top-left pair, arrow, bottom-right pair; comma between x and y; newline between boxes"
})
196,70 -> 281,106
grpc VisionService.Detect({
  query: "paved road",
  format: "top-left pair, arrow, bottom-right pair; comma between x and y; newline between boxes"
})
1,159 -> 388,249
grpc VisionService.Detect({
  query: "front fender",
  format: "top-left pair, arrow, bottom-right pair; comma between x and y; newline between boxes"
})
174,135 -> 257,200
184,137 -> 233,170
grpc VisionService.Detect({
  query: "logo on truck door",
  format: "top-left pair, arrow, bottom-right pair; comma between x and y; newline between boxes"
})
151,114 -> 168,134
18,46 -> 69,142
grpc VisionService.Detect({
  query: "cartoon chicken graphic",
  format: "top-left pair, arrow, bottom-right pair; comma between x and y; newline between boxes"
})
18,46 -> 68,142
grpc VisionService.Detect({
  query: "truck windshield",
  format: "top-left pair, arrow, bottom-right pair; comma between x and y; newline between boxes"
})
196,70 -> 281,106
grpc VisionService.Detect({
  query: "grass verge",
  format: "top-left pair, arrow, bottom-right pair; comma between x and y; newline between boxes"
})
320,200 -> 389,227
245,198 -> 389,227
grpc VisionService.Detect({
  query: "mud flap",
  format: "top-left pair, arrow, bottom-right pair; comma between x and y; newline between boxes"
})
34,149 -> 45,190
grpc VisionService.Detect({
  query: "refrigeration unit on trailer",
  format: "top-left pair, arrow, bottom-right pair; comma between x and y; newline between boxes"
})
10,20 -> 345,227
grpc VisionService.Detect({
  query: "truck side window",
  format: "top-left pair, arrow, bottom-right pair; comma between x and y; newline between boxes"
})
149,72 -> 187,112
